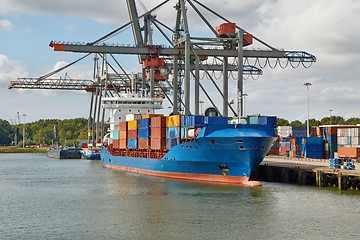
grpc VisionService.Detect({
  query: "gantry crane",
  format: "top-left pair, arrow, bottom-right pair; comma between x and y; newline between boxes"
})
49,0 -> 315,118
10,0 -> 316,145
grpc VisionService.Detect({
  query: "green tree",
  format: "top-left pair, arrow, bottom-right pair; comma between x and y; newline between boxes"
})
277,118 -> 290,126
290,120 -> 303,126
345,118 -> 360,125
0,120 -> 12,146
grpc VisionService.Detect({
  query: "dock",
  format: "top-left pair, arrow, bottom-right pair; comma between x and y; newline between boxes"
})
252,156 -> 360,190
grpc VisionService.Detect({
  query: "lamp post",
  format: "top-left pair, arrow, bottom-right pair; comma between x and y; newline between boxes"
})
199,100 -> 204,115
303,83 -> 312,137
22,114 -> 26,148
329,109 -> 333,125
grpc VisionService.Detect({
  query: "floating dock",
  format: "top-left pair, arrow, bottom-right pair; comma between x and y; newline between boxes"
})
252,156 -> 360,190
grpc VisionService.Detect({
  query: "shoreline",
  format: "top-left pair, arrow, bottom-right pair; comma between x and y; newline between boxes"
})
0,147 -> 47,154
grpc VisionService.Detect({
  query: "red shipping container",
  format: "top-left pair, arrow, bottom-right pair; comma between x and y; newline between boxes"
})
113,140 -> 120,149
243,33 -> 253,46
128,129 -> 138,139
138,138 -> 151,149
151,127 -> 166,139
151,116 -> 166,128
142,58 -> 165,68
119,122 -> 128,131
81,143 -> 88,148
151,138 -> 166,150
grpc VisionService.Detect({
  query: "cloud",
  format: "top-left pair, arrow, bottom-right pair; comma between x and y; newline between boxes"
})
0,19 -> 14,31
0,55 -> 27,88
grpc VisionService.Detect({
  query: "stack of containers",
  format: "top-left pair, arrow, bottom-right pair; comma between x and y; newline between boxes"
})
119,121 -> 128,149
181,116 -> 205,140
112,124 -> 120,148
321,126 -> 338,158
138,118 -> 151,149
127,119 -> 138,149
337,127 -> 360,159
291,126 -> 307,138
150,116 -> 167,150
166,115 -> 181,149
302,137 -> 323,159
280,142 -> 291,155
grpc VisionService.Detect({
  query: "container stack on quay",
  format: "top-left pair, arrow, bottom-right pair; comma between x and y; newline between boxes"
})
274,125 -> 360,161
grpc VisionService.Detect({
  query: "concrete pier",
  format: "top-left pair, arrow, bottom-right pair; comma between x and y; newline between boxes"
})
252,156 -> 360,190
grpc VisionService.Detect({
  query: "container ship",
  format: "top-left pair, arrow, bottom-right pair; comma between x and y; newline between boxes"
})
101,92 -> 277,186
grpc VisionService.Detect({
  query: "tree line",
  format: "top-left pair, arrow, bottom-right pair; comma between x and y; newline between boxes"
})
0,118 -> 88,147
0,116 -> 359,146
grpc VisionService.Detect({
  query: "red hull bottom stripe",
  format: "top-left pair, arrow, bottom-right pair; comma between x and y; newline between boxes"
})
104,164 -> 261,187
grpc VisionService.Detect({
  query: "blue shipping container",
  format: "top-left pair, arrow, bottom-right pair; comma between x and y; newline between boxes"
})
303,137 -> 323,145
138,118 -> 151,129
258,116 -> 277,127
166,127 -> 180,138
138,128 -> 151,138
128,139 -> 138,149
305,151 -> 323,159
181,127 -> 188,139
181,116 -> 205,128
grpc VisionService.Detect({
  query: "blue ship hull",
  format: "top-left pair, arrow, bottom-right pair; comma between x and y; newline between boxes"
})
101,124 -> 276,185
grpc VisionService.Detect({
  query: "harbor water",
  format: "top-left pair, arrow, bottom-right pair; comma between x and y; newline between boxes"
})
1,154 -> 359,240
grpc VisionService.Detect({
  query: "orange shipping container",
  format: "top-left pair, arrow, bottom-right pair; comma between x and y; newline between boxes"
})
338,147 -> 360,158
119,122 -> 128,131
151,138 -> 167,150
151,116 -> 166,128
151,127 -> 166,139
119,139 -> 127,149
138,138 -> 151,149
142,58 -> 165,68
119,130 -> 127,139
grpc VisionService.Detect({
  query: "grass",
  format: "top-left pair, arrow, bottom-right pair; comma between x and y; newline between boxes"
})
0,146 -> 47,154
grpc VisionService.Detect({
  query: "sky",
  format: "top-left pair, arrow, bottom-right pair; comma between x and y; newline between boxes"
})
1,0 -> 359,124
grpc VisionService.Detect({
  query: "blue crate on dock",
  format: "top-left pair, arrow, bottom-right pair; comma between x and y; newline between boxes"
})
329,158 -> 341,169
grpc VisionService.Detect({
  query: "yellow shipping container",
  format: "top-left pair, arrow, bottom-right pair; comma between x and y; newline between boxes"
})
142,114 -> 163,119
166,115 -> 181,127
127,120 -> 138,130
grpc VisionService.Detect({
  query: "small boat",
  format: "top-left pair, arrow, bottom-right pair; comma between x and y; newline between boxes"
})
47,147 -> 82,159
81,148 -> 101,160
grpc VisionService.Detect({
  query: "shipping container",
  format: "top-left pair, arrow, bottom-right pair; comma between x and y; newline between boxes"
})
113,140 -> 120,149
166,127 -> 180,138
112,131 -> 120,140
258,116 -> 277,128
151,127 -> 166,139
138,118 -> 151,129
119,122 -> 128,131
142,58 -> 165,68
119,130 -> 127,139
138,138 -> 151,149
138,128 -> 151,139
128,129 -> 138,139
128,139 -> 138,149
151,138 -> 166,150
166,115 -> 181,127
338,147 -> 360,159
142,114 -> 163,119
181,115 -> 205,128
127,120 -> 138,130
119,139 -> 127,149
151,116 -> 166,128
